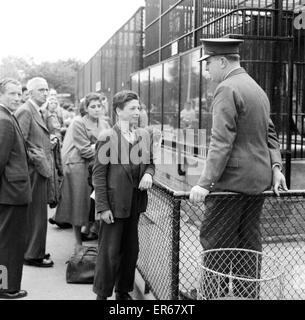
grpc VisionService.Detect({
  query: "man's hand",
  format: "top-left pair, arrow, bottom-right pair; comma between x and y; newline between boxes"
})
190,185 -> 210,203
50,135 -> 58,149
272,166 -> 288,196
139,173 -> 153,191
99,210 -> 114,224
28,147 -> 45,162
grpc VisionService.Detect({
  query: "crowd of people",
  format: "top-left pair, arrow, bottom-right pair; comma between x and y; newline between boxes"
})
0,38 -> 289,301
0,75 -> 155,300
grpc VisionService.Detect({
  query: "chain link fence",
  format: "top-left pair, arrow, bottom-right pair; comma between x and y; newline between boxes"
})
137,182 -> 305,300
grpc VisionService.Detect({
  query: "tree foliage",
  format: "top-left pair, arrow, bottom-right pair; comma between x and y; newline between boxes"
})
0,56 -> 84,102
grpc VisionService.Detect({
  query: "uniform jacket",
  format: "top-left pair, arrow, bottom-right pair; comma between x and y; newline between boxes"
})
93,124 -> 155,218
197,68 -> 282,194
0,104 -> 32,205
15,100 -> 52,178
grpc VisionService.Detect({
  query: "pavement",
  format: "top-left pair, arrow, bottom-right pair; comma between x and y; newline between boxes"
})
1,208 -> 155,300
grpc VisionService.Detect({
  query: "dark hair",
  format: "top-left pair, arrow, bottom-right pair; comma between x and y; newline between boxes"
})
60,103 -> 68,110
112,90 -> 139,114
22,86 -> 28,93
85,92 -> 101,108
0,78 -> 21,94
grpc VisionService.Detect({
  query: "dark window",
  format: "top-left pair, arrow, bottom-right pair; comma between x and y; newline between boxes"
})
163,58 -> 179,140
139,70 -> 150,111
149,65 -> 163,131
146,0 -> 161,25
180,49 -> 201,156
145,21 -> 160,56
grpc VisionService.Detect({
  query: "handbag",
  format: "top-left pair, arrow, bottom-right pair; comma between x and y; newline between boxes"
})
66,246 -> 97,284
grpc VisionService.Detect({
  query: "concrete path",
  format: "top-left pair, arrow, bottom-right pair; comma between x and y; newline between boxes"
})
3,208 -> 154,300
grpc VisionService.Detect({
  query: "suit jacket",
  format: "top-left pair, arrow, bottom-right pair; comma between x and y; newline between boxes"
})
197,68 -> 282,195
0,105 -> 32,205
14,100 -> 52,178
93,124 -> 155,218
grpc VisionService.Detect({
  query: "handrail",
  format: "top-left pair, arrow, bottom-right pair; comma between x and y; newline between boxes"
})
153,179 -> 305,199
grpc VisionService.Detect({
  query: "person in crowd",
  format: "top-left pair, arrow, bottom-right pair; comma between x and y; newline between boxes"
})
48,88 -> 65,128
53,93 -> 110,253
15,77 -> 54,268
48,98 -> 87,229
21,86 -> 29,104
41,96 -> 64,209
81,92 -> 110,240
0,78 -> 31,299
49,88 -> 57,98
61,103 -> 76,129
92,90 -> 155,300
180,100 -> 196,128
42,96 -> 64,141
189,38 -> 288,298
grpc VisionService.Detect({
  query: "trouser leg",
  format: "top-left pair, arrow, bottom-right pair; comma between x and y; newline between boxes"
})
233,197 -> 264,299
199,197 -> 243,299
24,171 -> 48,260
93,218 -> 124,298
115,192 -> 140,293
0,204 -> 27,292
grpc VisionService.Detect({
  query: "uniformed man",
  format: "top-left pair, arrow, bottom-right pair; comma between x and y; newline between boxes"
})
189,38 -> 287,299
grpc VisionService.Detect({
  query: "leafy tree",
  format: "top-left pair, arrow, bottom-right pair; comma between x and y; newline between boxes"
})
0,56 -> 84,102
0,56 -> 35,81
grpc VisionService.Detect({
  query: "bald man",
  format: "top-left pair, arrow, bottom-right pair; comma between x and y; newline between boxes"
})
15,77 -> 54,267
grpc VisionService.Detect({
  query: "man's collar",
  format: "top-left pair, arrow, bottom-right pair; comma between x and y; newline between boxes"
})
28,98 -> 41,112
0,103 -> 13,114
117,120 -> 136,134
224,66 -> 243,81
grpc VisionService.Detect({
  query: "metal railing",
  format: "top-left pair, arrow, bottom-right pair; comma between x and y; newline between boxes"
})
137,181 -> 305,300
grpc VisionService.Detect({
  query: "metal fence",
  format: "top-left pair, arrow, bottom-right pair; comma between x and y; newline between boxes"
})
137,181 -> 305,300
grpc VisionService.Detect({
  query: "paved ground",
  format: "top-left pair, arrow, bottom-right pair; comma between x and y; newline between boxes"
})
2,208 -> 153,300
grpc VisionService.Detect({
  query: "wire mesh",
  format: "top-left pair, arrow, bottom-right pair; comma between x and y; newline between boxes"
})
137,184 -> 177,300
179,192 -> 305,300
198,248 -> 284,300
137,185 -> 305,300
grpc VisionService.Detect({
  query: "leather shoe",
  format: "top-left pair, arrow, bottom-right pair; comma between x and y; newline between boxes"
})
81,232 -> 98,241
24,258 -> 54,268
115,292 -> 133,300
48,218 -> 72,229
0,290 -> 27,299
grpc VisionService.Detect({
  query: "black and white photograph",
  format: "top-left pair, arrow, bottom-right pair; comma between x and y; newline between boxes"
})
0,0 -> 305,312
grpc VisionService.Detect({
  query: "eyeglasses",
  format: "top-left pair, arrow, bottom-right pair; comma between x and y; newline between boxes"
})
89,104 -> 102,108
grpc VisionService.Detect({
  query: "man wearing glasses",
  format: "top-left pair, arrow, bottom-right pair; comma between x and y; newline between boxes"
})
15,77 -> 54,268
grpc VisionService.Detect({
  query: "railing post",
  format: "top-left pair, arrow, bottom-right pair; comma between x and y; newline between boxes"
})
286,37 -> 294,189
171,198 -> 181,300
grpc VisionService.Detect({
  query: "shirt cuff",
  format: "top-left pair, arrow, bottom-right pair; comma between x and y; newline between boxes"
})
272,163 -> 282,171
